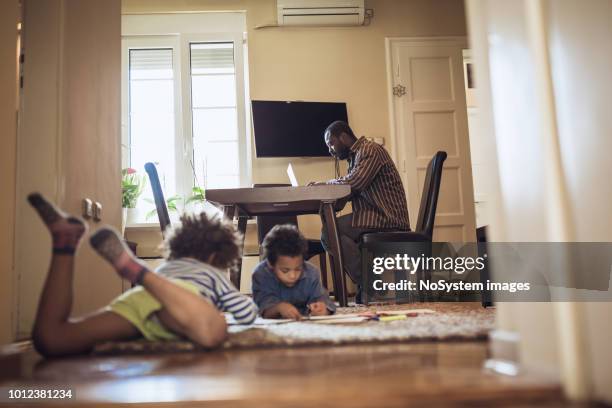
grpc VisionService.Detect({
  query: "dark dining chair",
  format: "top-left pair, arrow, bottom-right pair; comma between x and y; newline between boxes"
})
253,183 -> 329,290
144,162 -> 171,236
360,151 -> 447,304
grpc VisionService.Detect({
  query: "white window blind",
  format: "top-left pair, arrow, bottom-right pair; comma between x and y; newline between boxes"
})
190,43 -> 234,74
129,49 -> 173,73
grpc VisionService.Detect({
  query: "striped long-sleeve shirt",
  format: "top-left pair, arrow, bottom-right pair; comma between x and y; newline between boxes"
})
155,258 -> 258,325
327,137 -> 410,230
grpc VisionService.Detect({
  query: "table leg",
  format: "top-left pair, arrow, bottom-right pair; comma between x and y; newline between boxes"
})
221,205 -> 242,288
320,202 -> 348,306
232,214 -> 248,289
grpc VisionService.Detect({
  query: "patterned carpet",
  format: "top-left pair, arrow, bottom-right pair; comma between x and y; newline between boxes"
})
93,303 -> 494,355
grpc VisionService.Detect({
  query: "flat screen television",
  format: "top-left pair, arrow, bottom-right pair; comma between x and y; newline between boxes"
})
251,100 -> 348,158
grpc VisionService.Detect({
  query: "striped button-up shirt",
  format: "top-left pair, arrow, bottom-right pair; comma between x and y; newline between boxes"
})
327,137 -> 410,230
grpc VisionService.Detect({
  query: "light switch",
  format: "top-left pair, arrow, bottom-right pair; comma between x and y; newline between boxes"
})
82,198 -> 93,219
93,201 -> 102,222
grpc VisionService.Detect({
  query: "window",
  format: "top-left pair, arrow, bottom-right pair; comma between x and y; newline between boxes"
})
121,14 -> 249,224
128,47 -> 177,198
190,42 -> 240,189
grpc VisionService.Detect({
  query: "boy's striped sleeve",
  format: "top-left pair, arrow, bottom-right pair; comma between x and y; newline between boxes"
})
219,291 -> 258,324
157,259 -> 258,324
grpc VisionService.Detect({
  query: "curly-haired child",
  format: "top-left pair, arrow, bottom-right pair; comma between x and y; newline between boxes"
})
27,193 -> 257,357
252,224 -> 336,320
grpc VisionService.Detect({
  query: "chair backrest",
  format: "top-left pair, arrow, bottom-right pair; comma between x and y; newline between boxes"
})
144,162 -> 171,235
414,151 -> 447,240
253,183 -> 298,244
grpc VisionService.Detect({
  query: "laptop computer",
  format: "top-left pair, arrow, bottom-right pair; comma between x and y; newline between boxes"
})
287,163 -> 300,187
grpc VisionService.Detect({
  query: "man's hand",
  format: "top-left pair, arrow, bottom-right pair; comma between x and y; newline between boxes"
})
308,301 -> 329,316
307,181 -> 326,186
277,302 -> 302,320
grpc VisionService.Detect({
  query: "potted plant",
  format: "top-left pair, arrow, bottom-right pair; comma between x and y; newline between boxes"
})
185,186 -> 206,207
121,167 -> 145,233
146,186 -> 209,222
145,195 -> 182,221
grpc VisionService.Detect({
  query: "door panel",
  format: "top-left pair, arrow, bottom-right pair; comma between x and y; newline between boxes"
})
61,0 -> 123,318
16,0 -> 122,337
388,38 -> 476,242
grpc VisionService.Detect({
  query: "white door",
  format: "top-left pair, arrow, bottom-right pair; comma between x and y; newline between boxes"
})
387,37 -> 476,242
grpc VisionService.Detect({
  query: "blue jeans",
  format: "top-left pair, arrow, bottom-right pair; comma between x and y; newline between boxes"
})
320,214 -> 378,284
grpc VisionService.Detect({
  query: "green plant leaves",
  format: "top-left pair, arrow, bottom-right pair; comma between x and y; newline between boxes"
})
185,186 -> 205,205
145,195 -> 182,220
122,169 -> 146,208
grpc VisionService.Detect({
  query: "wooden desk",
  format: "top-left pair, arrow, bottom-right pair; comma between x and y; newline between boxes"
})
206,185 -> 351,306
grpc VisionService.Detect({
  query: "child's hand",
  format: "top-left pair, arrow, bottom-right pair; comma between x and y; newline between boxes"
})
277,302 -> 302,320
308,301 -> 329,316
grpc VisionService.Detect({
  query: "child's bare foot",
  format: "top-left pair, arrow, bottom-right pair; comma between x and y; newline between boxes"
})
90,227 -> 149,284
27,192 -> 86,255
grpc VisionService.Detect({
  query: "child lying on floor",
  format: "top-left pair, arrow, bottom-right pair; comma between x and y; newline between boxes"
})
28,193 -> 257,357
251,224 -> 336,320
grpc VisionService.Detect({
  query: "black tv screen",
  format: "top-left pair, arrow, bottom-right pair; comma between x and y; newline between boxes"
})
252,100 -> 348,157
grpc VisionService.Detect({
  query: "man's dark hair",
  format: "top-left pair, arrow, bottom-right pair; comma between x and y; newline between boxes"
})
325,120 -> 356,140
163,212 -> 241,270
262,224 -> 307,265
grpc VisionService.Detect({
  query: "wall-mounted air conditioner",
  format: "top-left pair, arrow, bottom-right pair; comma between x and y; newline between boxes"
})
277,0 -> 365,26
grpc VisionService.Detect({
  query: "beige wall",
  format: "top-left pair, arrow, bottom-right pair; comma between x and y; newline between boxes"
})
0,0 -> 18,345
122,0 -> 467,239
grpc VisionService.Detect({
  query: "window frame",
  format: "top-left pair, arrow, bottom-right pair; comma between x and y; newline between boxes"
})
121,32 -> 250,224
180,32 -> 249,191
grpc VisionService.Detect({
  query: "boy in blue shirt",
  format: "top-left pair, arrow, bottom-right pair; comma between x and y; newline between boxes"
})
252,224 -> 336,320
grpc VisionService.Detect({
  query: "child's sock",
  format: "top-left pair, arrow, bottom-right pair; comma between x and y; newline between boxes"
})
27,192 -> 86,255
90,227 -> 149,284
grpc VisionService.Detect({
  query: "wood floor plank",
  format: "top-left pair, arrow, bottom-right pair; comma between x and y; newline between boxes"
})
0,340 -> 570,407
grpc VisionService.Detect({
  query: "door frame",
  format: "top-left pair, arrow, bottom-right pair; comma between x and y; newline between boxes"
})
384,36 -> 474,241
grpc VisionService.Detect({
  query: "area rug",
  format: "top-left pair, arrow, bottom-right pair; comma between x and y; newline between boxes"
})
92,302 -> 494,355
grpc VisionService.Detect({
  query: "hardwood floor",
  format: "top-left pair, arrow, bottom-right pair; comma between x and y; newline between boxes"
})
0,339 -> 577,407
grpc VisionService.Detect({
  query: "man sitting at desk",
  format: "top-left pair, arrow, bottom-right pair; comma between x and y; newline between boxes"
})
309,120 -> 410,302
